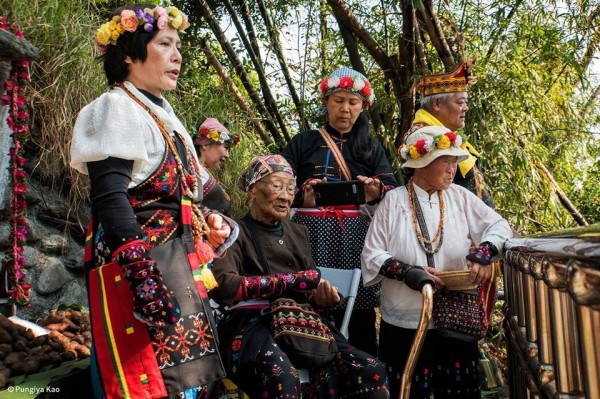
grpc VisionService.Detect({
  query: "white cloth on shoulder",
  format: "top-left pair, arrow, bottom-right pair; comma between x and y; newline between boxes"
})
70,81 -> 199,188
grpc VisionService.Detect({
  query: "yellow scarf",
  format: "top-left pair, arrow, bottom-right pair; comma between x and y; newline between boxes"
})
412,109 -> 478,177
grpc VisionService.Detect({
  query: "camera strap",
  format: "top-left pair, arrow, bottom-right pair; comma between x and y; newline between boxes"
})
319,127 -> 351,181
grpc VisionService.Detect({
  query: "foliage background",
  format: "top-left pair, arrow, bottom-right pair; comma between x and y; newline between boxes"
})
1,0 -> 599,233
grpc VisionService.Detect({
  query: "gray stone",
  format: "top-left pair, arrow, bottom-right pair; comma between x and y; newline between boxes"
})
22,245 -> 44,269
39,234 -> 69,254
24,216 -> 44,243
63,243 -> 85,271
52,279 -> 87,310
35,257 -> 69,295
0,222 -> 10,248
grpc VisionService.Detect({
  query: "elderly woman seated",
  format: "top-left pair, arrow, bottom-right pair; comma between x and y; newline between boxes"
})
361,125 -> 512,399
210,155 -> 389,399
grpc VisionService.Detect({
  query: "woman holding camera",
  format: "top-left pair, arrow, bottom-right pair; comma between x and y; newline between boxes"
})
281,67 -> 397,356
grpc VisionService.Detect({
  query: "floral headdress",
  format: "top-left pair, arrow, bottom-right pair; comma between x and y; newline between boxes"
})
399,126 -> 469,169
318,66 -> 376,107
194,118 -> 241,147
95,5 -> 189,52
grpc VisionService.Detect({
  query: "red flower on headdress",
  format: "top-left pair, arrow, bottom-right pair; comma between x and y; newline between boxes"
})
445,132 -> 457,143
319,77 -> 328,94
338,76 -> 353,89
415,139 -> 429,154
360,80 -> 371,97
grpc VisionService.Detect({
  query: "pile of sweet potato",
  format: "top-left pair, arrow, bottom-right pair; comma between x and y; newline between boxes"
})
39,308 -> 91,361
0,308 -> 92,389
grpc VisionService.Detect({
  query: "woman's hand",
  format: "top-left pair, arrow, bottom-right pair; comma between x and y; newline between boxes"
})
422,266 -> 445,289
357,175 -> 381,203
206,213 -> 232,249
467,260 -> 492,285
310,279 -> 340,308
301,178 -> 327,208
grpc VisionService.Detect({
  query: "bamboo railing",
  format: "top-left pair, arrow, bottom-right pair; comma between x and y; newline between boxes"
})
503,224 -> 600,399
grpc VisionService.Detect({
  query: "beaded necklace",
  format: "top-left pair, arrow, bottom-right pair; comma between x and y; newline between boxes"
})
117,83 -> 210,239
408,178 -> 445,255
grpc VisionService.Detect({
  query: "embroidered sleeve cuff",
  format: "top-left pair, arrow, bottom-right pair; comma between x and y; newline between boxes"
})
379,257 -> 413,281
466,241 -> 498,266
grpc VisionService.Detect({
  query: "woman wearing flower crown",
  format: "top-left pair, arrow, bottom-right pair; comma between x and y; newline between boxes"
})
193,118 -> 241,216
281,67 -> 398,356
70,4 -> 237,398
361,125 -> 512,399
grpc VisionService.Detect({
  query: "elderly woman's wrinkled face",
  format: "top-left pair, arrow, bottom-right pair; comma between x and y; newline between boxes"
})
325,91 -> 364,133
414,155 -> 459,193
249,172 -> 297,224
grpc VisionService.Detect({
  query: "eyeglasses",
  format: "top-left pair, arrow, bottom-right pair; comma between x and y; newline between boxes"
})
257,180 -> 299,195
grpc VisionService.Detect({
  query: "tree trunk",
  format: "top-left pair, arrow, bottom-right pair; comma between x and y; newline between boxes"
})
257,0 -> 309,131
418,0 -> 454,70
326,0 -> 404,105
235,0 -> 291,141
200,39 -> 272,145
319,0 -> 329,77
537,163 -> 588,226
194,0 -> 286,149
397,0 -> 417,146
483,0 -> 523,64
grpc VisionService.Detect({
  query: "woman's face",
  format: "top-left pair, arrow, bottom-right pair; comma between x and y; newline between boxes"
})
325,91 -> 364,133
413,155 -> 458,193
200,143 -> 230,170
249,172 -> 296,225
126,26 -> 182,97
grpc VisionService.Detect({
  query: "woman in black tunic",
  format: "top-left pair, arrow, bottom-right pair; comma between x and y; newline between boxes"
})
282,67 -> 397,356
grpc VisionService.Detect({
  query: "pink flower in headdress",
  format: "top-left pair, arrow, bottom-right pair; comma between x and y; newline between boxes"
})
120,10 -> 138,32
156,15 -> 168,30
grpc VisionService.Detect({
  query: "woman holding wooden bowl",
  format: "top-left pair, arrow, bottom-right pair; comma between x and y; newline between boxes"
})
361,125 -> 512,399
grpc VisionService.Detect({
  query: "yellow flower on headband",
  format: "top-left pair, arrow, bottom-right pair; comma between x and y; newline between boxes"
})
409,145 -> 419,159
207,130 -> 219,141
437,135 -> 451,149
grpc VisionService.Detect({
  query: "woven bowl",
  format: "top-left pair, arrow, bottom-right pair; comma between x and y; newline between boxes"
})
437,270 -> 477,291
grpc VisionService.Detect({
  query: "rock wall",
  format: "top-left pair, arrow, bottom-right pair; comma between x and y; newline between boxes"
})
0,174 -> 88,322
